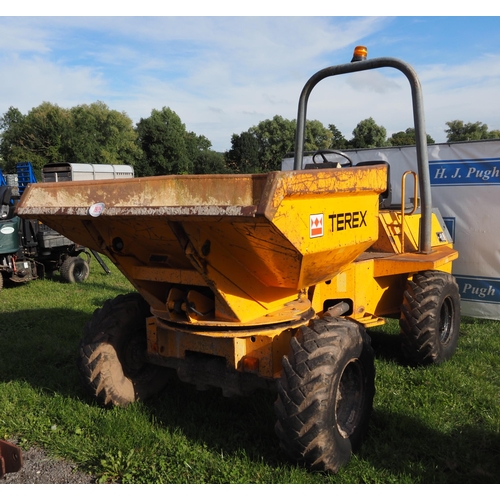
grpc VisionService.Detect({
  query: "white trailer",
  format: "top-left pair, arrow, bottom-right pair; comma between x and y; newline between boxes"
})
42,163 -> 134,182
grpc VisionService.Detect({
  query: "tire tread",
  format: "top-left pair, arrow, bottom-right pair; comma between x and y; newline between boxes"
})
400,271 -> 460,365
78,293 -> 168,407
274,317 -> 375,473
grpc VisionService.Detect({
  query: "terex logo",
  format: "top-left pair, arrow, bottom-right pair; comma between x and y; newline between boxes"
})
310,214 -> 324,238
328,211 -> 367,232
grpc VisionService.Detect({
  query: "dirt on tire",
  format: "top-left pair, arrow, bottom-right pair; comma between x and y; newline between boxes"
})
78,293 -> 170,407
400,270 -> 461,365
274,317 -> 375,473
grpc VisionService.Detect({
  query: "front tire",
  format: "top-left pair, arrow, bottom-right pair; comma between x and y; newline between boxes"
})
274,317 -> 375,473
60,256 -> 90,283
400,270 -> 461,365
78,293 -> 170,407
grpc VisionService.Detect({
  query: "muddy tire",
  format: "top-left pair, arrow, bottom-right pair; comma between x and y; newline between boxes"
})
60,256 -> 90,283
78,293 -> 170,407
400,270 -> 460,365
274,317 -> 375,473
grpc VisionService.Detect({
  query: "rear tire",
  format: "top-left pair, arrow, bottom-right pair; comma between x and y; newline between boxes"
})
400,270 -> 460,365
60,256 -> 90,283
274,317 -> 375,473
78,293 -> 170,407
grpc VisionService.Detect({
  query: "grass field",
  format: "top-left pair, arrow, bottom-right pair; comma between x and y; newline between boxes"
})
1,257 -> 499,484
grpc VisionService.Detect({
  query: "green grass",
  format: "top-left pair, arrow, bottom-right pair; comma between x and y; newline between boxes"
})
1,258 -> 499,483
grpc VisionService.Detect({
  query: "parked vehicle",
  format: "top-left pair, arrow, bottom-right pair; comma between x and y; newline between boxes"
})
17,47 -> 460,473
0,162 -> 133,290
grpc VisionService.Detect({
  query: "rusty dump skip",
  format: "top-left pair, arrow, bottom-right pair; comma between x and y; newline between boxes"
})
17,166 -> 387,324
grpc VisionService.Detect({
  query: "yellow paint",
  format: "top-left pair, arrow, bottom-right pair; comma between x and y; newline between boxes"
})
17,164 -> 459,378
150,317 -> 297,378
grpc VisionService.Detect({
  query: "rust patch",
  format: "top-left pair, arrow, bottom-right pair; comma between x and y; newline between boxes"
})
0,440 -> 23,478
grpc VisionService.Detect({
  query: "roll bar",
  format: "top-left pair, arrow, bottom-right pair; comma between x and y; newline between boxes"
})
293,56 -> 432,254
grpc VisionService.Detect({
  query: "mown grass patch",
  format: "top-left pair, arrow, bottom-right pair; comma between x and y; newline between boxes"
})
1,258 -> 499,483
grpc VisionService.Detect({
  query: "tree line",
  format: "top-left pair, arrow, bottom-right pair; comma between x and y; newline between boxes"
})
1,101 -> 499,178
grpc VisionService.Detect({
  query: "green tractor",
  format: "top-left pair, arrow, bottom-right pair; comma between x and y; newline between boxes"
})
0,163 -> 91,290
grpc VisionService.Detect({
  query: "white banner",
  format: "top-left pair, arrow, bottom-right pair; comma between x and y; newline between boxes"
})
282,140 -> 500,320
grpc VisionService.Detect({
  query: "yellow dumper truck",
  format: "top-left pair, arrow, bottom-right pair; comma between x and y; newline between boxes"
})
16,47 -> 460,473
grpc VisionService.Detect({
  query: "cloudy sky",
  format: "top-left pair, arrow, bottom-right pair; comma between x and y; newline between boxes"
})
1,9 -> 499,152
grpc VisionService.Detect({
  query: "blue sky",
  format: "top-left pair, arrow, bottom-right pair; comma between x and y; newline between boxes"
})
1,10 -> 500,152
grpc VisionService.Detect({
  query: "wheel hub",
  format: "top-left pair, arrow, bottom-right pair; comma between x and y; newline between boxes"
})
123,337 -> 147,376
439,297 -> 454,345
335,359 -> 364,439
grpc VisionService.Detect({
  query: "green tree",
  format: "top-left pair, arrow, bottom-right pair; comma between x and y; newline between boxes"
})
388,127 -> 435,147
0,106 -> 25,170
135,107 -> 191,176
0,102 -> 71,177
350,117 -> 387,149
68,101 -> 141,165
328,124 -> 349,150
248,115 -> 296,172
192,149 -> 227,175
445,120 -> 500,142
135,108 -> 225,177
0,102 -> 140,178
186,131 -> 227,174
0,106 -> 23,132
228,116 -> 335,172
304,120 -> 333,151
225,131 -> 260,173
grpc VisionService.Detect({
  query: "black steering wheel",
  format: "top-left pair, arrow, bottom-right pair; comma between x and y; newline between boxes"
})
312,149 -> 353,168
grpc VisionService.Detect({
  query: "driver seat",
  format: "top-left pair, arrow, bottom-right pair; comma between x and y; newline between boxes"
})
355,160 -> 392,208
